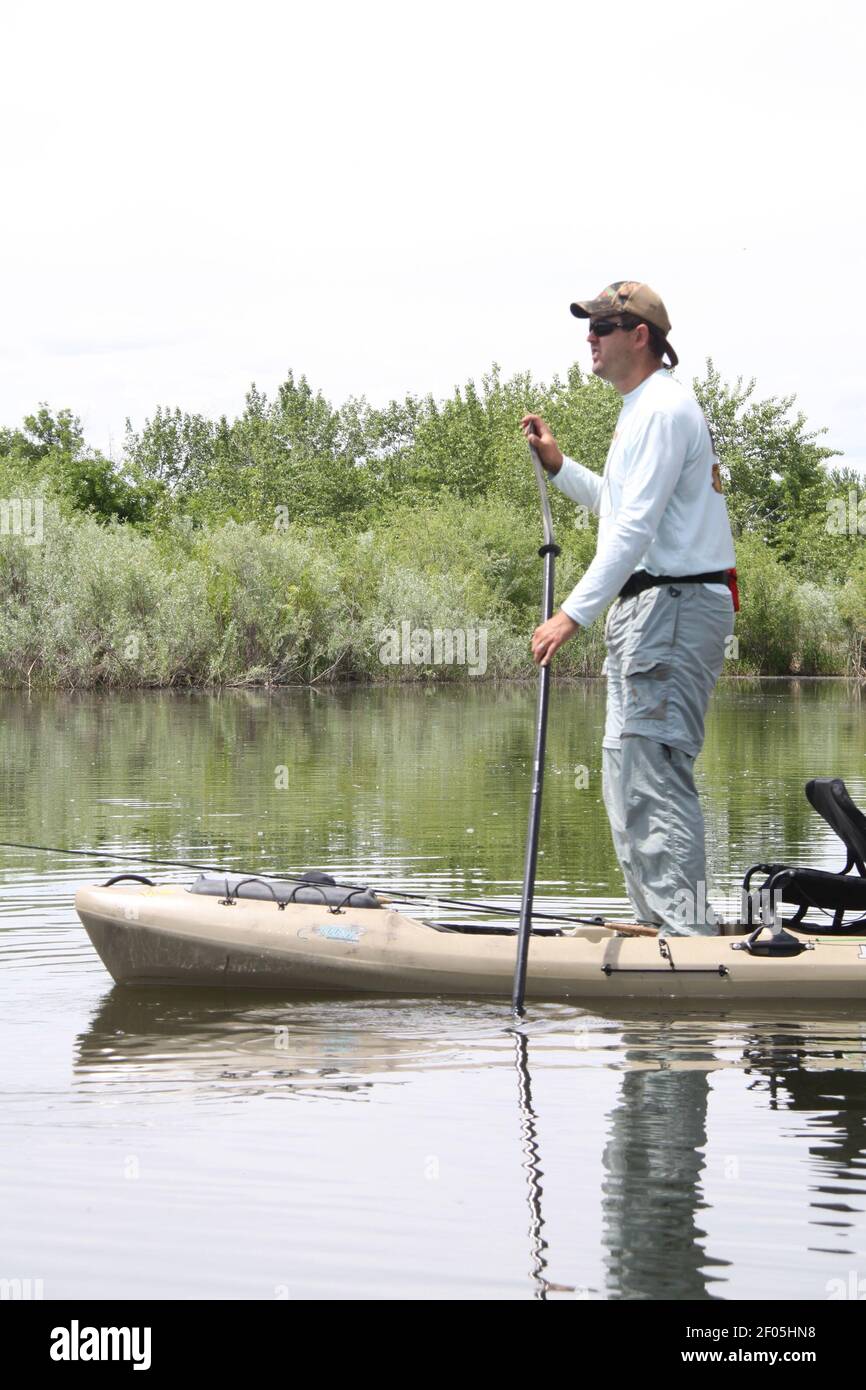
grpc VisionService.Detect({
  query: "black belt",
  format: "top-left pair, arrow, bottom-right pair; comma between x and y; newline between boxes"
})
618,570 -> 728,601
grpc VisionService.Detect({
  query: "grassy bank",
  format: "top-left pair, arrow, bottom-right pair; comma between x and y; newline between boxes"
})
1,361 -> 864,687
0,494 -> 863,688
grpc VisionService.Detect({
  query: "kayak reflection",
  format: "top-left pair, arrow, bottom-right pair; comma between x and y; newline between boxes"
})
73,987 -> 513,1100
73,990 -> 866,1299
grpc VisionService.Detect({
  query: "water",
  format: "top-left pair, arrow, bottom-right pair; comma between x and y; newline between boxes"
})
2,681 -> 866,1299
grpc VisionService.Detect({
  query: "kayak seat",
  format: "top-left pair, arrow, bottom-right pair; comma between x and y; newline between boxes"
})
188,871 -> 383,910
741,778 -> 866,932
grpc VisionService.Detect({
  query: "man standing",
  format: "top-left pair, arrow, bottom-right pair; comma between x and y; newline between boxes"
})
521,281 -> 736,933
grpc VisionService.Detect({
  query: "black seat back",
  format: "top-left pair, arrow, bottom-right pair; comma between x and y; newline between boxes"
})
806,778 -> 866,876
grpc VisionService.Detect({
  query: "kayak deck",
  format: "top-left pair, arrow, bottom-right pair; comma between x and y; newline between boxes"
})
75,881 -> 866,1000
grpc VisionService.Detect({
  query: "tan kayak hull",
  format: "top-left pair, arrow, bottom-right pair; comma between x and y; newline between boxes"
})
75,883 -> 866,1000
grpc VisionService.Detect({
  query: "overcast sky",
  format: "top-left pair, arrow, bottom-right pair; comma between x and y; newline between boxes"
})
2,0 -> 864,470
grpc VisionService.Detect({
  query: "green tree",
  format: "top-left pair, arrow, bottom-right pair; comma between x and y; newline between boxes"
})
0,405 -> 151,523
694,360 -> 839,557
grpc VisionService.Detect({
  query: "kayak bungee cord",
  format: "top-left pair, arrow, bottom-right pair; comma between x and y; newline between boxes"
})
0,839 -> 620,929
512,430 -> 561,1014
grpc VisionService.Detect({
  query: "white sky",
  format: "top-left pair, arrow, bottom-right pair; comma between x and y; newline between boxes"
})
2,0 -> 864,469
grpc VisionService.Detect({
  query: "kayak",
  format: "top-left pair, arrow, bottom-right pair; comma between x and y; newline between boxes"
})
75,872 -> 866,1001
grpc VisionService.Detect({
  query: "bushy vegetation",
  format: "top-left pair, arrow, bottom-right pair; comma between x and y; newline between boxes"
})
0,361 -> 863,687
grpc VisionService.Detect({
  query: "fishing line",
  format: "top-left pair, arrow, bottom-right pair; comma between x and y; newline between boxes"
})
0,839 -> 615,928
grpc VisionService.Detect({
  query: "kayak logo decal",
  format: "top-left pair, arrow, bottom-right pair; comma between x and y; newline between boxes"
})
298,923 -> 366,944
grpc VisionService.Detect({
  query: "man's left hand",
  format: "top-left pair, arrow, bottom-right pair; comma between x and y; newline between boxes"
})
531,610 -> 580,666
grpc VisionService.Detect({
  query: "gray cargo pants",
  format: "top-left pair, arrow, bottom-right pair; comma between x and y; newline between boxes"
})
601,583 -> 734,933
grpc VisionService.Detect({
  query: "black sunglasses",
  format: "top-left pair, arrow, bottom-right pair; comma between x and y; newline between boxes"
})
588,318 -> 636,337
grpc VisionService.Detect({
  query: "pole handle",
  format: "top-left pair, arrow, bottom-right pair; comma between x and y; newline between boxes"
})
527,437 -> 555,550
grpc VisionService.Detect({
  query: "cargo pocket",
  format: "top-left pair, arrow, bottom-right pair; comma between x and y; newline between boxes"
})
622,587 -> 683,724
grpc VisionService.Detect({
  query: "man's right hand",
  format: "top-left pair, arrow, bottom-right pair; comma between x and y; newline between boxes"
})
521,414 -> 563,475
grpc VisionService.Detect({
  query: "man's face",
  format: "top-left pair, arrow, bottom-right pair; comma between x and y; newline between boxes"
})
587,317 -> 637,383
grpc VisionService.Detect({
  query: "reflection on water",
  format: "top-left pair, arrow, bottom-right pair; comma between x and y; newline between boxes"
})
512,1027 -> 553,1299
73,989 -> 511,1102
2,684 -> 866,1298
57,987 -> 866,1299
600,1026 -> 725,1300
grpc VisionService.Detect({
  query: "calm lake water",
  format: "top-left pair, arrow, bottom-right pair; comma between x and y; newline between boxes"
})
2,680 -> 866,1300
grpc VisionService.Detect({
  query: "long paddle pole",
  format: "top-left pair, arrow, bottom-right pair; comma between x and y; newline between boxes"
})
511,438 -> 560,1015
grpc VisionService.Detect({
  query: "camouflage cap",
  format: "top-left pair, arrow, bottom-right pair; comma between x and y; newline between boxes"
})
570,280 -> 678,368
